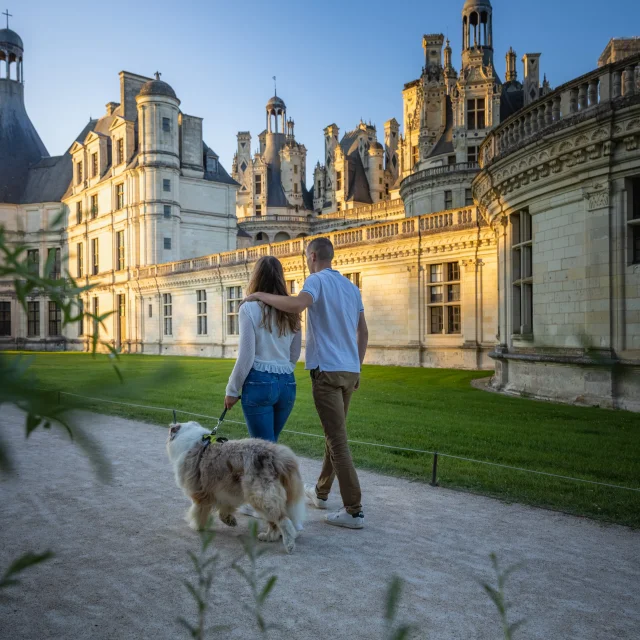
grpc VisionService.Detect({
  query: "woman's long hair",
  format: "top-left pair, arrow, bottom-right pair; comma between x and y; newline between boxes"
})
246,256 -> 301,336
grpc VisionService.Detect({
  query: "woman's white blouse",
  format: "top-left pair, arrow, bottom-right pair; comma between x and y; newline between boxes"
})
225,301 -> 301,397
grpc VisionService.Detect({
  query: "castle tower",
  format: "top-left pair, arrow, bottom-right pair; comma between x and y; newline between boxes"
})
0,23 -> 49,203
384,118 -> 400,184
461,0 -> 494,68
136,73 -> 181,265
368,142 -> 385,203
505,47 -> 517,83
323,123 -> 340,207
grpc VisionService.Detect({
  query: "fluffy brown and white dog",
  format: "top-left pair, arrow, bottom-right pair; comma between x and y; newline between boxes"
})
166,421 -> 305,553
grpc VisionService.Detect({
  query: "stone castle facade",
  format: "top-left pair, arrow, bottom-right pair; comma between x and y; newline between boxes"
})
1,1 -> 639,411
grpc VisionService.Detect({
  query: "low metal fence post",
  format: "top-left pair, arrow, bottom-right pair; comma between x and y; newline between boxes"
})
430,452 -> 439,487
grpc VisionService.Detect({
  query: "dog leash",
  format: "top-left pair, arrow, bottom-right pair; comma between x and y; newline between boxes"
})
201,401 -> 239,448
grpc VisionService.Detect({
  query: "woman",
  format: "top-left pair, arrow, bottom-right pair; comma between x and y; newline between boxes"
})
224,256 -> 302,443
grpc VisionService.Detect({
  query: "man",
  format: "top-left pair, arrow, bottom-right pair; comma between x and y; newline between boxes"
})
242,237 -> 368,529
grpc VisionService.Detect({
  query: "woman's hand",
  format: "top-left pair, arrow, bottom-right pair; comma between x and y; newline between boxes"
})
224,395 -> 240,410
240,292 -> 264,306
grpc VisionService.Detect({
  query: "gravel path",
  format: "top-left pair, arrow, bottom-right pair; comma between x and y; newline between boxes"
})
1,406 -> 638,639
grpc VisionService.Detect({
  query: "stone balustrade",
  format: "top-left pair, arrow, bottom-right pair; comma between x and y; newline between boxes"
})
480,53 -> 640,166
133,206 -> 480,280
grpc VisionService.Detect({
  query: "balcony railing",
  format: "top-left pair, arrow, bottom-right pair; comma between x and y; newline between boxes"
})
133,206 -> 480,280
400,163 -> 480,190
480,52 -> 640,166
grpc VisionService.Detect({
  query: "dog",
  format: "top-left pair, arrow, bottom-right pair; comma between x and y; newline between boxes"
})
166,421 -> 305,554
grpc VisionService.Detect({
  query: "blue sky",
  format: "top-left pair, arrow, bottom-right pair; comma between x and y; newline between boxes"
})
13,0 -> 638,182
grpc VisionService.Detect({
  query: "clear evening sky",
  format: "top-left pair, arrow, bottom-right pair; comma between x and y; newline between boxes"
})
11,0 -> 638,182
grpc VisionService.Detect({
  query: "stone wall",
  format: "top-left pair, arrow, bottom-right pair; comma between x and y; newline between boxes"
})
475,53 -> 640,411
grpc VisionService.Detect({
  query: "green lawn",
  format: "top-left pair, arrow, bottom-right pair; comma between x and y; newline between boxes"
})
12,352 -> 640,527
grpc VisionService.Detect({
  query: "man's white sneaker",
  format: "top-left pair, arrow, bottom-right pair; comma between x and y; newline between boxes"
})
304,483 -> 328,510
326,508 -> 364,529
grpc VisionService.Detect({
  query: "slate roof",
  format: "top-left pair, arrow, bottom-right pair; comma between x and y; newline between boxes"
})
427,95 -> 455,159
500,84 -> 524,120
338,128 -> 373,205
0,82 -> 49,203
203,143 -> 238,186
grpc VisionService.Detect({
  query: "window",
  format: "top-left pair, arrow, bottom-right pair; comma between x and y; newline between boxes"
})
255,204 -> 262,217
91,238 -> 99,275
0,301 -> 10,336
27,301 -> 39,337
76,201 -> 83,225
337,202 -> 342,212
116,184 -> 124,210
116,230 -> 125,271
77,299 -> 84,336
117,139 -> 124,165
148,304 -> 153,318
511,210 -> 533,335
76,161 -> 83,185
345,272 -> 362,290
48,248 -> 61,280
379,177 -> 383,185
255,175 -> 262,195
448,154 -> 457,165
294,165 -> 298,175
444,190 -> 453,209
287,280 -> 297,295
92,296 -> 99,336
467,98 -> 486,130
465,189 -> 474,206
164,205 -> 171,219
427,262 -> 461,334
91,194 -> 98,219
48,301 -> 62,336
117,294 -> 126,343
293,183 -> 298,194
412,145 -> 419,166
628,177 -> 640,264
164,238 -> 172,250
227,286 -> 242,335
77,243 -> 84,278
91,152 -> 98,177
163,293 -> 172,336
163,179 -> 171,192
467,145 -> 479,163
27,249 -> 39,275
317,181 -> 322,194
162,117 -> 171,132
336,171 -> 342,191
197,290 -> 207,335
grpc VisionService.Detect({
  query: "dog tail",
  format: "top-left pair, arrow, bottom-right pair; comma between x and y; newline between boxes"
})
275,446 -> 306,531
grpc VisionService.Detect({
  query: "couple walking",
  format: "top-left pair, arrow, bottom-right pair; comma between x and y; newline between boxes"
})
224,237 -> 369,529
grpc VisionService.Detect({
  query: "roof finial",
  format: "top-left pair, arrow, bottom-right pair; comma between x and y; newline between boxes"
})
2,9 -> 12,29
272,75 -> 277,96
154,71 -> 161,81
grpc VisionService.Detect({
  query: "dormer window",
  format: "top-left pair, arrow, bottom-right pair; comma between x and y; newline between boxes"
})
117,139 -> 124,165
162,117 -> 171,132
76,161 -> 84,185
91,153 -> 98,178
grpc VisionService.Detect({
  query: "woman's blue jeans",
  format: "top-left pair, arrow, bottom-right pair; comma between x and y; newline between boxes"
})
241,368 -> 296,442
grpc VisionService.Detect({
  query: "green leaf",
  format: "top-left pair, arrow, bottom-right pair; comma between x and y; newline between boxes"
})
0,551 -> 54,590
385,576 -> 403,621
258,575 -> 278,604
